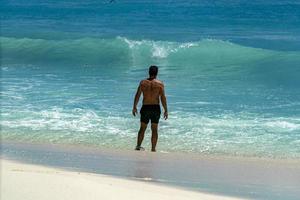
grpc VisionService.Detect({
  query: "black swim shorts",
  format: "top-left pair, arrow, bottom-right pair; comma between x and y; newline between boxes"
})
140,104 -> 161,124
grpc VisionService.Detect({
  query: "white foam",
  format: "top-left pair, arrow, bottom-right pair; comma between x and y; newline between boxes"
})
264,120 -> 300,131
152,43 -> 170,58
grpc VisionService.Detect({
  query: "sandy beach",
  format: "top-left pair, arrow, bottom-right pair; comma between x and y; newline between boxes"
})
1,142 -> 300,200
1,159 -> 243,200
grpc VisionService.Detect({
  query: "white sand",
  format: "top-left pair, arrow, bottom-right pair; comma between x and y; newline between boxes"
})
1,159 -> 243,200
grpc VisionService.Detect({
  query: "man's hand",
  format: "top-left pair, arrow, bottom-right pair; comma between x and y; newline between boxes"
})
132,107 -> 138,116
164,111 -> 168,120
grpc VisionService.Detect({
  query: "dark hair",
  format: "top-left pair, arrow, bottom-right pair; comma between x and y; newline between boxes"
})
149,65 -> 158,76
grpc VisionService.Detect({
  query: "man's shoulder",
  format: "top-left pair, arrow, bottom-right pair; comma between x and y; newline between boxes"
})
155,79 -> 163,84
155,79 -> 164,87
140,79 -> 147,84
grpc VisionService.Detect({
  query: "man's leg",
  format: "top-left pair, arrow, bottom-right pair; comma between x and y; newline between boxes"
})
151,123 -> 158,152
136,122 -> 147,150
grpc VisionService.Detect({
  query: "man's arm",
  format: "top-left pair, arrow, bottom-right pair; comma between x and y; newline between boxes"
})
132,81 -> 142,116
160,84 -> 168,120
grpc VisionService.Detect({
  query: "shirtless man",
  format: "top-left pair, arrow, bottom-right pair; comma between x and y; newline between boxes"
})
132,65 -> 168,152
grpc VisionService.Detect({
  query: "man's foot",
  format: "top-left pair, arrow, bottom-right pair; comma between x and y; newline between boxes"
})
135,146 -> 145,151
151,149 -> 156,152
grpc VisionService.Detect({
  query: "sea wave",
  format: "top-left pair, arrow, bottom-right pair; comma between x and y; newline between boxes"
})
2,36 -> 299,67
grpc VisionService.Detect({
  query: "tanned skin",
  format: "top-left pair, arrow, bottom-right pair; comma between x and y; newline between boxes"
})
132,75 -> 168,152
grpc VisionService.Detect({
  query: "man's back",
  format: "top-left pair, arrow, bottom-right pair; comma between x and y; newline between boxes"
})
140,78 -> 164,105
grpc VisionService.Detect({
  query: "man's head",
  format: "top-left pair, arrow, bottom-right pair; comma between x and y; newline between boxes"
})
149,65 -> 158,77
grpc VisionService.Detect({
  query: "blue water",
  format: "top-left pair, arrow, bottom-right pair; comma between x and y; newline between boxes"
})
1,0 -> 300,158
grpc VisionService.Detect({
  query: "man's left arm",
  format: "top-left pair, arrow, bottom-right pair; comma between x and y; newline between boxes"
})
132,81 -> 142,116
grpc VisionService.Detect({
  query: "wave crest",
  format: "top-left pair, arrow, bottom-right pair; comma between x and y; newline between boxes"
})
1,36 -> 287,67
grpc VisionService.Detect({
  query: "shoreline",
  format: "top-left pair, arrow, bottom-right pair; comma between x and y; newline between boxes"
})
1,141 -> 300,199
2,139 -> 300,163
1,159 -> 242,200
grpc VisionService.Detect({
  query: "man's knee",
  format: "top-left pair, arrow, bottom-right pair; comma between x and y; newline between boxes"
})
139,122 -> 147,131
151,123 -> 158,132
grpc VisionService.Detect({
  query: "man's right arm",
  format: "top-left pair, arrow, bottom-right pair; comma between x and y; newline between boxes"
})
132,81 -> 142,116
160,84 -> 168,120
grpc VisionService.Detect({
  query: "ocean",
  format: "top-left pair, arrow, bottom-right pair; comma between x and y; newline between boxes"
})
1,0 -> 300,158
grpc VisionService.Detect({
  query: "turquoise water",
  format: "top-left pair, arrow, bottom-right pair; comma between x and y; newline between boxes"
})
1,0 -> 300,158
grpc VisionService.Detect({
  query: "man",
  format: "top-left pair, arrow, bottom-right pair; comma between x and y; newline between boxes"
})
132,65 -> 168,152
